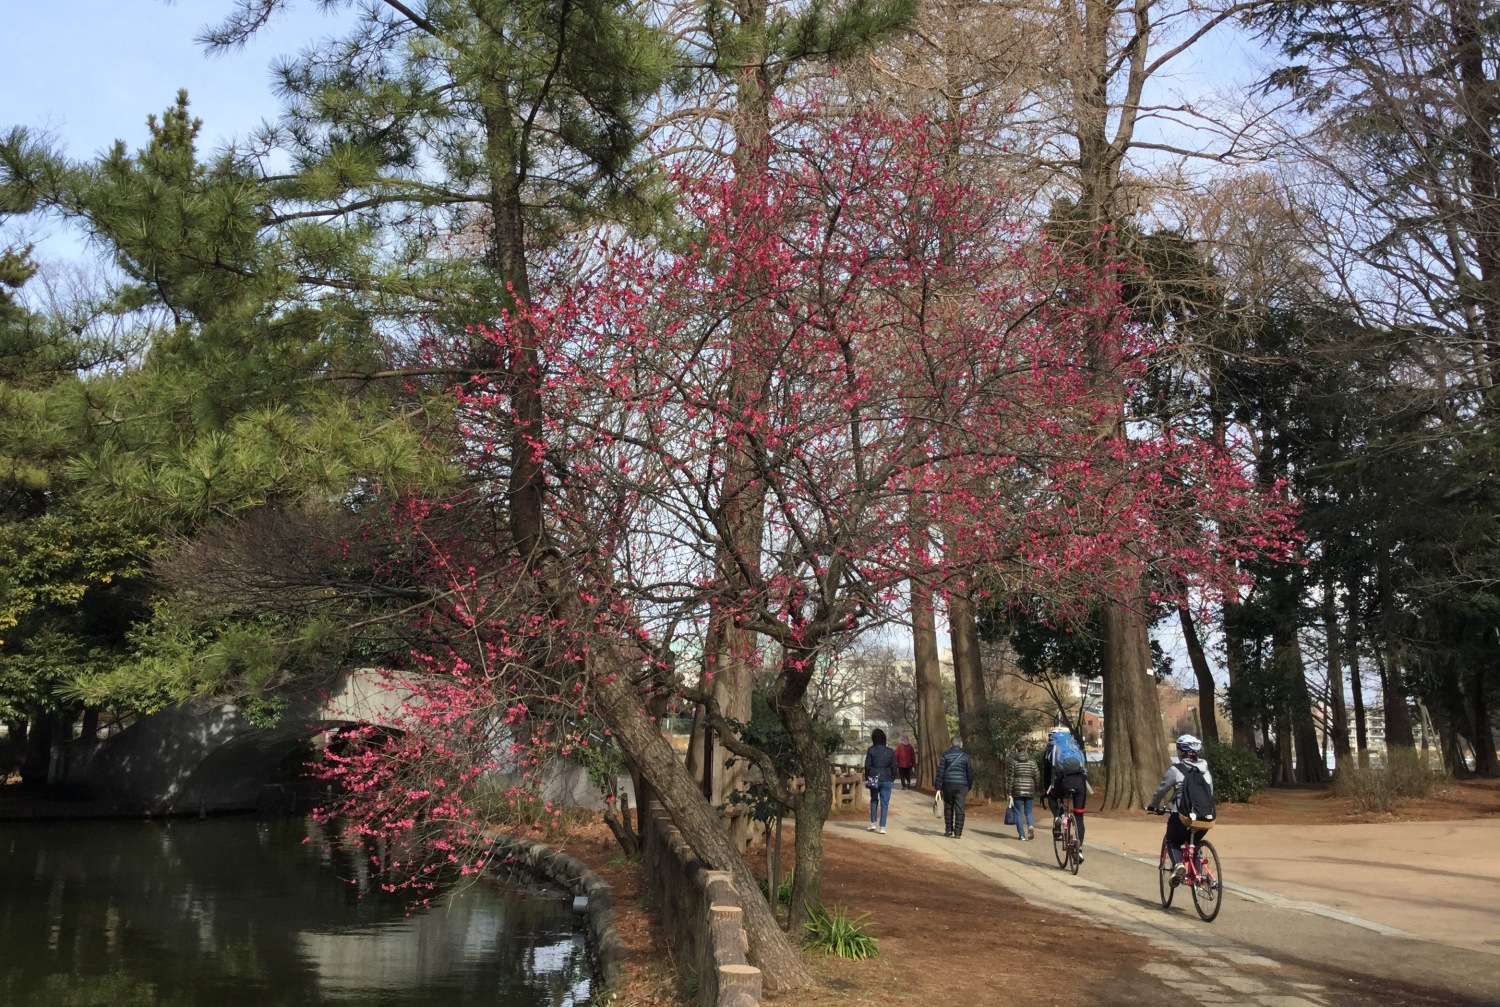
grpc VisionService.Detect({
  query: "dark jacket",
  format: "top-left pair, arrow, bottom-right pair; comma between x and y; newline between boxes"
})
1006,753 -> 1041,798
934,746 -> 973,791
864,744 -> 897,783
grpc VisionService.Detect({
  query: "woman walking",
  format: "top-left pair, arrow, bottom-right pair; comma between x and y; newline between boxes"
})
1006,739 -> 1040,840
894,734 -> 916,789
864,729 -> 897,834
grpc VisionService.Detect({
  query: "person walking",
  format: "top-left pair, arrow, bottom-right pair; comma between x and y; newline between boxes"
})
864,728 -> 897,834
1006,739 -> 1040,840
894,734 -> 916,789
933,736 -> 974,839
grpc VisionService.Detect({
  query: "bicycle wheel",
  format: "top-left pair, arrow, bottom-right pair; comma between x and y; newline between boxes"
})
1158,842 -> 1175,908
1069,838 -> 1081,875
1191,839 -> 1223,922
1053,815 -> 1069,868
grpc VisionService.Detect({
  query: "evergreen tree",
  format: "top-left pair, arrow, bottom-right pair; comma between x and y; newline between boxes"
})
0,97 -> 441,745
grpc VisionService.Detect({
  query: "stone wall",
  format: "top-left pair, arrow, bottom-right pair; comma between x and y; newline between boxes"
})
642,803 -> 763,1007
486,834 -> 627,998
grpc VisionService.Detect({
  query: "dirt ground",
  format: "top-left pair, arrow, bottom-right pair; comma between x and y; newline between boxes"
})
1206,777 -> 1500,825
561,778 -> 1500,1006
565,818 -> 1176,1007
959,776 -> 1500,825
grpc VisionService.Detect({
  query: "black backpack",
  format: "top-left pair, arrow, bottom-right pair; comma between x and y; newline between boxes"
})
1178,762 -> 1216,824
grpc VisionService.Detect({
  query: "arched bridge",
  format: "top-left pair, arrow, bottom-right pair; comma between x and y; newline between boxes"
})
59,669 -> 421,815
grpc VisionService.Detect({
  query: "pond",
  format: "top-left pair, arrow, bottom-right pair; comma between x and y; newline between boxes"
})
0,817 -> 592,1007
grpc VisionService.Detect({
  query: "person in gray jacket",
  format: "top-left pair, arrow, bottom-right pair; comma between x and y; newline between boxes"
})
933,737 -> 974,839
1006,740 -> 1041,840
1147,733 -> 1215,882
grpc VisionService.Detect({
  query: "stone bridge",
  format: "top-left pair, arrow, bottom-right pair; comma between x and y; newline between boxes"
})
58,669 -> 424,815
58,669 -> 614,816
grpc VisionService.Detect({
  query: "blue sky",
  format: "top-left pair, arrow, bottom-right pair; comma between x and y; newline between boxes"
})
4,2 -> 347,261
5,2 -> 342,157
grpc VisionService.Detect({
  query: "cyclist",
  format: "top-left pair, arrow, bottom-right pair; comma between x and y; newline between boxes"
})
1148,733 -> 1215,883
1042,725 -> 1089,860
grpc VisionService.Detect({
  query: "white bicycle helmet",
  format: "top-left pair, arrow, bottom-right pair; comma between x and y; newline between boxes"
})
1176,733 -> 1203,757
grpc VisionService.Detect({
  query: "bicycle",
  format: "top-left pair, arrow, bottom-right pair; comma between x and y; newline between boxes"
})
1051,790 -> 1082,875
1151,808 -> 1222,921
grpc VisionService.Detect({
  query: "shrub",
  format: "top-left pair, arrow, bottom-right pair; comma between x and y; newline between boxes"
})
1201,741 -> 1267,803
758,871 -> 795,907
802,904 -> 879,960
1334,749 -> 1443,813
0,729 -> 22,778
959,700 -> 1041,796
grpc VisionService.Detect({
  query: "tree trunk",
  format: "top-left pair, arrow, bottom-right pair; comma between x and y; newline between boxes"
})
1466,667 -> 1499,777
1274,703 -> 1294,784
1435,703 -> 1465,777
698,0 -> 776,849
1222,599 -> 1258,748
1321,574 -> 1351,771
684,705 -> 707,793
1177,603 -> 1219,745
1350,652 -> 1370,767
590,652 -> 812,990
911,521 -> 947,787
1275,620 -> 1328,783
767,816 -> 784,926
706,619 -> 755,846
1373,648 -> 1417,752
769,657 -> 833,933
1375,543 -> 1416,751
18,707 -> 56,790
950,591 -> 986,721
1345,573 -> 1371,766
1099,594 -> 1168,809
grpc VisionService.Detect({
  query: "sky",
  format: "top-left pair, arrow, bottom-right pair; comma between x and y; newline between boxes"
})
6,2 -> 342,155
3,1 -> 353,260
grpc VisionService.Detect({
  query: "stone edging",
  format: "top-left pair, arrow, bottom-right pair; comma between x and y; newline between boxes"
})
486,832 -> 627,1000
644,803 -> 763,1007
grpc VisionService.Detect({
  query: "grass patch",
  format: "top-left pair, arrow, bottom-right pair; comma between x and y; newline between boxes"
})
803,903 -> 879,960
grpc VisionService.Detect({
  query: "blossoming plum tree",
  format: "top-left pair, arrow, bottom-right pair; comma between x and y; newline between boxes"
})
322,102 -> 1293,979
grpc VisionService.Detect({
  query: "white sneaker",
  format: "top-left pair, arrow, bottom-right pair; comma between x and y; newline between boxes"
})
868,823 -> 878,831
878,827 -> 886,834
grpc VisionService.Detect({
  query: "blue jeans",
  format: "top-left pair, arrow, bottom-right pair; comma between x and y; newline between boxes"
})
1012,796 -> 1034,838
869,780 -> 893,827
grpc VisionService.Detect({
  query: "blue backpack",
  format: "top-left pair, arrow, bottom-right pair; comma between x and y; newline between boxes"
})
1049,731 -> 1086,776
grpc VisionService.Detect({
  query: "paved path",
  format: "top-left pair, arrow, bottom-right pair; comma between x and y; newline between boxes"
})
837,788 -> 1500,1007
1084,814 -> 1500,955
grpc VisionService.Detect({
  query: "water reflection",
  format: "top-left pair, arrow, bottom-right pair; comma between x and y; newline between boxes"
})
0,818 -> 591,1006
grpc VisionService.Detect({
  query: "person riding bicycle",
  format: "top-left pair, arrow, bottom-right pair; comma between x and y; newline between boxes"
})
1042,725 -> 1089,861
1148,734 -> 1216,884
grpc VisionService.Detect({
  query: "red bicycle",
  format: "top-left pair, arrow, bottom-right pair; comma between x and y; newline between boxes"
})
1152,809 -> 1222,921
1051,790 -> 1082,875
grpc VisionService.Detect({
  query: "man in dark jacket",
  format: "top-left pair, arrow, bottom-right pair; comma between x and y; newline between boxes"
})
864,729 -> 898,833
933,737 -> 974,839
